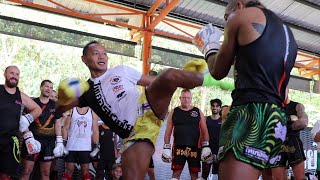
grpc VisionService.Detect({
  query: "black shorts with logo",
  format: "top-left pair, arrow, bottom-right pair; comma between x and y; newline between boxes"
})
202,160 -> 219,174
22,136 -> 55,162
279,135 -> 306,167
171,145 -> 201,173
0,136 -> 20,175
65,151 -> 91,164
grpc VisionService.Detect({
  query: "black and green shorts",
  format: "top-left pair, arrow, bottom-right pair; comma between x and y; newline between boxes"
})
217,103 -> 287,169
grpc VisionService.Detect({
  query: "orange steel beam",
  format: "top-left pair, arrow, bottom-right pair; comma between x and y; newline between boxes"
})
84,0 -> 144,14
142,32 -> 152,74
304,60 -> 319,67
154,30 -> 193,42
147,0 -> 180,31
146,0 -> 163,16
295,64 -> 318,71
132,32 -> 145,42
162,17 -> 202,29
162,20 -> 194,37
295,59 -> 318,63
8,0 -> 145,31
8,0 -> 320,77
130,29 -> 139,36
300,70 -> 319,78
141,0 -> 165,74
87,12 -> 143,16
47,0 -> 78,13
297,52 -> 319,59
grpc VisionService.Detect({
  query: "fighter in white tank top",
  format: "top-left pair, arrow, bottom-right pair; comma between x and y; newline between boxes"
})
66,107 -> 93,151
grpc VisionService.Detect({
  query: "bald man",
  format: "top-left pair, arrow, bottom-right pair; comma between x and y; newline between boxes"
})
57,41 -> 214,179
194,0 -> 297,179
0,66 -> 42,180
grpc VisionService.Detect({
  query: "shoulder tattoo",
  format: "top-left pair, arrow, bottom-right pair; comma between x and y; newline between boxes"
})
251,22 -> 265,34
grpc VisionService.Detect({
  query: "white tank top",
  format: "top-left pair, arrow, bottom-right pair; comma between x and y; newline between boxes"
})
66,107 -> 93,151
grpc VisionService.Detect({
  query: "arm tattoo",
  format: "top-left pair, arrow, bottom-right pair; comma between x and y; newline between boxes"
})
251,23 -> 265,34
292,103 -> 308,130
296,103 -> 308,120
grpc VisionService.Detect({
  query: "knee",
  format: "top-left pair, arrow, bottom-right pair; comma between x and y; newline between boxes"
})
22,167 -> 33,176
160,68 -> 180,83
40,169 -> 51,177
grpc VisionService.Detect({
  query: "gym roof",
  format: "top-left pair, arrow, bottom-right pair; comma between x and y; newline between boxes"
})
3,0 -> 320,92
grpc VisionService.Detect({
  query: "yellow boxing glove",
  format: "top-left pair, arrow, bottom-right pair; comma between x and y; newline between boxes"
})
58,78 -> 90,106
182,59 -> 235,90
183,59 -> 208,73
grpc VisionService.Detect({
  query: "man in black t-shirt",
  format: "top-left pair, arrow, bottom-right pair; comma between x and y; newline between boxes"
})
20,80 -> 63,180
270,88 -> 308,180
202,99 -> 222,179
94,122 -> 117,180
162,89 -> 211,180
0,66 -> 41,180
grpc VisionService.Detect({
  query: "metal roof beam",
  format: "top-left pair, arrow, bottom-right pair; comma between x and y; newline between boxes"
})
147,0 -> 179,31
294,0 -> 320,11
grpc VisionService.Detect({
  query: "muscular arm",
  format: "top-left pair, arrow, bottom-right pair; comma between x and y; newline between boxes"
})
315,133 -> 320,142
55,119 -> 62,136
21,92 -> 42,119
207,12 -> 239,80
137,74 -> 155,87
311,121 -> 320,142
92,111 -> 99,144
164,111 -> 174,144
199,111 -> 209,142
55,112 -> 70,136
62,110 -> 72,140
291,103 -> 308,130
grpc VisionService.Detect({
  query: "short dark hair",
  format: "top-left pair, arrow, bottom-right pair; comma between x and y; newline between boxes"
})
40,80 -> 52,87
246,1 -> 262,7
210,99 -> 222,107
83,41 -> 99,56
221,105 -> 229,108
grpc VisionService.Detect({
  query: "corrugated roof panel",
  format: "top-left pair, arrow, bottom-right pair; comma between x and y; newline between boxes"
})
28,0 -> 320,54
189,1 -> 211,17
305,0 -> 320,6
196,3 -> 219,20
172,0 -> 192,12
279,2 -> 320,32
291,28 -> 320,52
179,0 -> 201,15
263,0 -> 294,14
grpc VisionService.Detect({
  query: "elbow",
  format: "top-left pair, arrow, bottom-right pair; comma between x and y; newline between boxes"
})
303,119 -> 308,128
209,65 -> 228,80
36,106 -> 42,118
211,70 -> 227,80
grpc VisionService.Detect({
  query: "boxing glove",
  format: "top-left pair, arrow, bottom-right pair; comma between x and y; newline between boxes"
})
183,58 -> 208,73
89,143 -> 100,161
162,144 -> 172,163
183,59 -> 235,90
193,24 -> 223,60
53,136 -> 69,157
19,114 -> 34,133
23,131 -> 41,154
58,77 -> 89,106
201,141 -> 213,163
